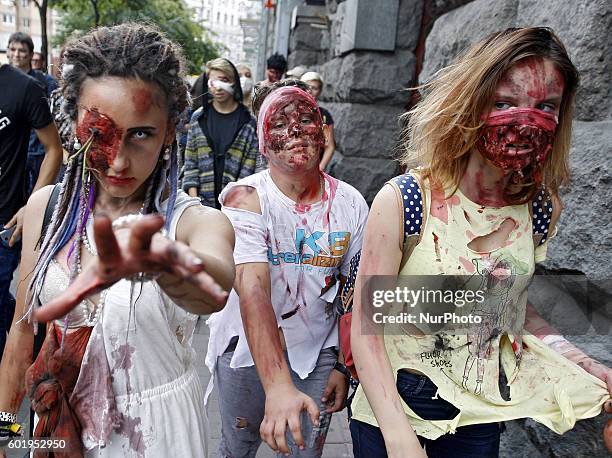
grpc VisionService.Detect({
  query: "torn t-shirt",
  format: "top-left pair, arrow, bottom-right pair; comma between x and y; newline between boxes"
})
205,169 -> 368,392
350,173 -> 609,439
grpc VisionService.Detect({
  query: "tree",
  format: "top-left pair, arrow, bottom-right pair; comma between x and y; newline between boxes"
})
31,0 -> 48,65
50,0 -> 220,73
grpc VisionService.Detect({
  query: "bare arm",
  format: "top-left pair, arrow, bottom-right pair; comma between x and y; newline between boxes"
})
33,209 -> 233,322
5,123 -> 62,246
156,205 -> 236,314
351,185 -> 425,457
0,186 -> 53,413
319,124 -> 335,172
224,186 -> 319,454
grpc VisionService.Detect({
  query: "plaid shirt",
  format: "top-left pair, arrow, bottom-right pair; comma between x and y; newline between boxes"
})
182,103 -> 263,208
49,88 -> 72,151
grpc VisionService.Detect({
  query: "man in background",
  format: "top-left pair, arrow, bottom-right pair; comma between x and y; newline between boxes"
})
262,53 -> 287,85
7,33 -> 58,194
0,61 -> 62,361
183,58 -> 261,208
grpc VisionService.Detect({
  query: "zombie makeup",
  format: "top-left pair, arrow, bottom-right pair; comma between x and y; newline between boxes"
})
475,108 -> 557,173
208,79 -> 235,95
256,86 -> 325,160
75,107 -> 124,172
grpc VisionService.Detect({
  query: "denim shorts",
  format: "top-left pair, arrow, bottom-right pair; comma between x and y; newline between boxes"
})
350,370 -> 500,458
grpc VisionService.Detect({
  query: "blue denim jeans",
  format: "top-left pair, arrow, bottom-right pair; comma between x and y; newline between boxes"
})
350,370 -> 500,458
216,340 -> 337,458
0,241 -> 21,361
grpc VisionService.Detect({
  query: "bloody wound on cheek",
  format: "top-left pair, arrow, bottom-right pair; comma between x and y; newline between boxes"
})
76,108 -> 124,171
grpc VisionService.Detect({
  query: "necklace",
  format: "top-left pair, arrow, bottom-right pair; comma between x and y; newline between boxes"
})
77,201 -> 145,326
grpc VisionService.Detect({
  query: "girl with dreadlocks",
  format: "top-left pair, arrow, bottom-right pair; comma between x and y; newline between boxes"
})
348,27 -> 612,457
0,23 -> 235,456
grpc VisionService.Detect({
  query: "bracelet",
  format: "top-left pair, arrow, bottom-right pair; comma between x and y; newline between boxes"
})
0,412 -> 16,423
333,361 -> 351,380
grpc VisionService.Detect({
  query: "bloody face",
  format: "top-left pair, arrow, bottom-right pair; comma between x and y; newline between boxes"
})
76,77 -> 171,198
266,68 -> 282,82
475,108 -> 557,172
76,107 -> 123,171
258,88 -> 325,172
476,57 -> 564,175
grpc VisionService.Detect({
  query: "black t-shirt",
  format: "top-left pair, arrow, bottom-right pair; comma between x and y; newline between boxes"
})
319,106 -> 334,126
0,65 -> 53,224
206,105 -> 242,204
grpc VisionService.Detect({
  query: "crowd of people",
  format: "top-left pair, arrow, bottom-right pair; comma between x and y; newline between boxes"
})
0,22 -> 610,458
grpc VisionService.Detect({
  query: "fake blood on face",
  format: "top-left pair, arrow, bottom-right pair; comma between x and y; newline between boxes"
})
131,88 -> 153,114
476,108 -> 557,173
76,108 -> 124,171
263,97 -> 325,165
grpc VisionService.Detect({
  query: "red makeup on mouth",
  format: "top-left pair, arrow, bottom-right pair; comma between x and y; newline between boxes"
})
105,176 -> 136,186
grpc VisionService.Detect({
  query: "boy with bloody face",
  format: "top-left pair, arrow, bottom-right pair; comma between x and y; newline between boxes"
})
205,82 -> 369,457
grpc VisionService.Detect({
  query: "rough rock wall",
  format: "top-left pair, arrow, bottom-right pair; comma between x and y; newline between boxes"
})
287,0 -> 423,201
414,0 -> 612,456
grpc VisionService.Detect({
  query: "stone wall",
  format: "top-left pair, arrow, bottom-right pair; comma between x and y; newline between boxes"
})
288,0 -> 423,202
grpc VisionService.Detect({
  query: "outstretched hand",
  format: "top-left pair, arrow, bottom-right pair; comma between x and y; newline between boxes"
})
33,214 -> 227,322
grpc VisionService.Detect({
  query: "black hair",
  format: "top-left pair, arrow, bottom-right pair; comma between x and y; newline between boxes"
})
8,32 -> 34,53
62,22 -> 189,124
266,53 -> 287,73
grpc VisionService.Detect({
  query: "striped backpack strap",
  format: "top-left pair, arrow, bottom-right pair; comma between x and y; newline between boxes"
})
531,187 -> 553,246
337,250 -> 361,315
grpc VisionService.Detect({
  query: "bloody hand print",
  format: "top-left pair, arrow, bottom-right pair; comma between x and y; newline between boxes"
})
476,107 -> 557,174
76,107 -> 124,171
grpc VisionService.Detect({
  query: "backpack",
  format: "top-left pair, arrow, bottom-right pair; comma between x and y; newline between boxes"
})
337,172 -> 553,382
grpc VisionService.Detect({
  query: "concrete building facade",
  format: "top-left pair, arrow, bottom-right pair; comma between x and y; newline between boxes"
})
186,0 -> 262,72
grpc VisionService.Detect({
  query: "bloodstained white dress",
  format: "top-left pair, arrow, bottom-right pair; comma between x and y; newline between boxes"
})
39,191 -> 208,457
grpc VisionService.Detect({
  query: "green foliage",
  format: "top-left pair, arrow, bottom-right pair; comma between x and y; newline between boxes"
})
51,0 -> 221,73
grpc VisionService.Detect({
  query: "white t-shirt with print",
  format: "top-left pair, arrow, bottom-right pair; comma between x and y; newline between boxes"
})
205,169 -> 368,385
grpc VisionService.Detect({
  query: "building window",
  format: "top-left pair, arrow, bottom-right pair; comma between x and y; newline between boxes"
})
21,0 -> 28,7
23,18 -> 30,27
217,11 -> 220,22
2,13 -> 15,25
224,13 -> 227,24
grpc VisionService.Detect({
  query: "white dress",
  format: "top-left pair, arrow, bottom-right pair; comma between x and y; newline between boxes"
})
39,191 -> 208,457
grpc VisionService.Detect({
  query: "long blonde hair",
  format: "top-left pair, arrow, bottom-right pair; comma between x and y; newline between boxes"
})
401,27 -> 579,203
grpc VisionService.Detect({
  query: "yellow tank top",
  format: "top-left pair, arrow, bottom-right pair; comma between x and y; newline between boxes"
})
350,172 -> 609,439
